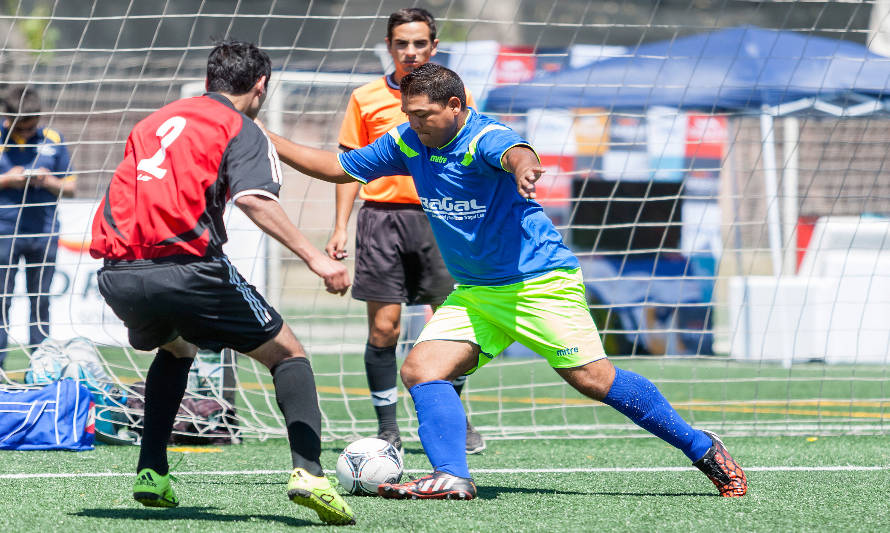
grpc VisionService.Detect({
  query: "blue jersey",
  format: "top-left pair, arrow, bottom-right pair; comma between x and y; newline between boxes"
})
0,124 -> 74,234
339,108 -> 578,286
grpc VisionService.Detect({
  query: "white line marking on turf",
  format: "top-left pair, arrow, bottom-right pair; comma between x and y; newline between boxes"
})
2,465 -> 888,479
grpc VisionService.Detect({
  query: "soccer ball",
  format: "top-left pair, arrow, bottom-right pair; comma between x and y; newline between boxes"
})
335,437 -> 403,495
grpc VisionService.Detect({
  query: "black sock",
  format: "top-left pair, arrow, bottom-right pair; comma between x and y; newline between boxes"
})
137,349 -> 193,476
272,357 -> 323,476
364,343 -> 399,434
452,375 -> 467,397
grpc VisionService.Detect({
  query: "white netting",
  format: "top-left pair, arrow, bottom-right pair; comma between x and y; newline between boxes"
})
0,1 -> 888,442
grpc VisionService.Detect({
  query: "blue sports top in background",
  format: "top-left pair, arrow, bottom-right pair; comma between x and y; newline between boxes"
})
0,125 -> 73,234
339,108 -> 579,286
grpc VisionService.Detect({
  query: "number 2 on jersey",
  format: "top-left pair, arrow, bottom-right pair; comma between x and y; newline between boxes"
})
136,116 -> 186,181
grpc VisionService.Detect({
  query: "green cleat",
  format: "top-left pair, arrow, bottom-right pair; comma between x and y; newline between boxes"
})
287,467 -> 356,526
133,468 -> 179,508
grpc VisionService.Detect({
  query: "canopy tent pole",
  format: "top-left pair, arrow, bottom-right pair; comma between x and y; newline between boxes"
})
759,111 -> 784,276
782,118 -> 800,275
264,73 -> 286,309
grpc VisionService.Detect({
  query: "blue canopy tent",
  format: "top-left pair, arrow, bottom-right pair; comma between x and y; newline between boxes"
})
488,25 -> 890,276
486,25 -> 890,114
486,26 -> 890,356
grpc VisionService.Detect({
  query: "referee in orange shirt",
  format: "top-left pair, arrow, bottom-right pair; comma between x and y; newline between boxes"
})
327,7 -> 484,455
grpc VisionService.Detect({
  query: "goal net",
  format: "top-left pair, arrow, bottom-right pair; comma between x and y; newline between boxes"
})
1,1 -> 888,443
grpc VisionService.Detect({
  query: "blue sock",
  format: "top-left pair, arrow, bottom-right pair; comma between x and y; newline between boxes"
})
409,380 -> 471,478
602,367 -> 713,462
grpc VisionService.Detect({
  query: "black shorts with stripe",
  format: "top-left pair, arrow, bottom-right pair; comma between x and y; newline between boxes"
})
97,255 -> 283,353
352,202 -> 455,306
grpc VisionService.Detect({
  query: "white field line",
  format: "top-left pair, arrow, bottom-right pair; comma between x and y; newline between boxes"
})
2,465 -> 888,480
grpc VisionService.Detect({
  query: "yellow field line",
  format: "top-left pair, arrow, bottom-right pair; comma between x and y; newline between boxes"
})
7,372 -> 888,419
681,404 -> 890,419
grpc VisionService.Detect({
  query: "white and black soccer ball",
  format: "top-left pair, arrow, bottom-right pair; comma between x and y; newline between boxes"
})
335,437 -> 403,495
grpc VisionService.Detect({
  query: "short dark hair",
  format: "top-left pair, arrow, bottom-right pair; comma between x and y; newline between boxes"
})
206,40 -> 271,95
5,85 -> 41,117
387,7 -> 436,41
400,63 -> 466,110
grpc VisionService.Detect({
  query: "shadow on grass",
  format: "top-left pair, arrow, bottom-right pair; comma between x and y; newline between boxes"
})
73,507 -> 314,527
476,486 -> 713,498
401,447 -> 430,456
588,490 -> 716,497
191,479 -> 284,486
476,485 -> 592,498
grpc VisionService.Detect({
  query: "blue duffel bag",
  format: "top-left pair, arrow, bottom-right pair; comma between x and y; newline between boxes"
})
0,380 -> 95,451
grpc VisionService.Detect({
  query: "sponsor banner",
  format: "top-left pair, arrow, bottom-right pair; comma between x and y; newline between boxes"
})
685,158 -> 722,197
537,155 -> 575,202
6,201 -> 267,347
527,108 -> 577,156
646,106 -> 686,182
572,108 -> 609,156
608,114 -> 647,150
494,45 -> 536,85
443,40 -> 501,108
602,115 -> 647,181
535,47 -> 571,76
537,155 -> 575,229
686,114 -> 728,159
568,44 -> 627,68
684,115 -> 725,197
680,199 -> 722,259
602,151 -> 650,181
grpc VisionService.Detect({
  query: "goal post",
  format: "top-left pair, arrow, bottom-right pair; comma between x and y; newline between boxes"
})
0,2 -> 888,443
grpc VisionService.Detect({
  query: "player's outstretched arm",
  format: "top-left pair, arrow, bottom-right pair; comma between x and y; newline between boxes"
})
235,194 -> 351,295
502,146 -> 545,199
264,129 -> 354,185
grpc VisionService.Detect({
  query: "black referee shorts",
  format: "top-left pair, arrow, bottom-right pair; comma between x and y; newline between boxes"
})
97,255 -> 283,353
351,202 -> 455,306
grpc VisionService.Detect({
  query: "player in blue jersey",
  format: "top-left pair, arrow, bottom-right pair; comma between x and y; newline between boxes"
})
0,86 -> 76,367
264,63 -> 747,499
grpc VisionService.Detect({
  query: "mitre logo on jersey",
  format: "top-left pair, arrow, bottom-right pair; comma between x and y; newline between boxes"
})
419,196 -> 487,221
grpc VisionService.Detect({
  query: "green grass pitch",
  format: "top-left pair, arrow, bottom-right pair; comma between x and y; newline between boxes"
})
2,433 -> 890,531
3,347 -> 890,531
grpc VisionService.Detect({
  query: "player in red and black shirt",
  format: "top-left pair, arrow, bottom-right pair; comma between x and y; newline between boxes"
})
91,41 -> 356,525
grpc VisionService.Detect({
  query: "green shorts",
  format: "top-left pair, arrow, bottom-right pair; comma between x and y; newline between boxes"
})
416,268 -> 607,373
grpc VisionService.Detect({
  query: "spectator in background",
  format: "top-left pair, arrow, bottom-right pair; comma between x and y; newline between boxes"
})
0,86 -> 75,367
327,7 -> 485,455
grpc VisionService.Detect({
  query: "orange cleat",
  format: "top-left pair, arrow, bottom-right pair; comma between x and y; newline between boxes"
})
693,430 -> 747,497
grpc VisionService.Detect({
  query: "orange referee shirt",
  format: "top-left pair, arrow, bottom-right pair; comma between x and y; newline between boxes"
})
338,74 -> 476,204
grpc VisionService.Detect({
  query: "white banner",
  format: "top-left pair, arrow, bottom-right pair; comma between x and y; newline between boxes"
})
6,200 -> 268,347
526,108 -> 577,156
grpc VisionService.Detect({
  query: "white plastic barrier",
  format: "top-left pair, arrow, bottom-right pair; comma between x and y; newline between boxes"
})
729,216 -> 890,365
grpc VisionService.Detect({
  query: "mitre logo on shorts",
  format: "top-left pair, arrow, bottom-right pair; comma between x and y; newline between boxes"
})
556,346 -> 579,357
418,196 -> 487,221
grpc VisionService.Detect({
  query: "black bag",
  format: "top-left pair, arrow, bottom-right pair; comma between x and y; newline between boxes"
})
125,382 -> 240,445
